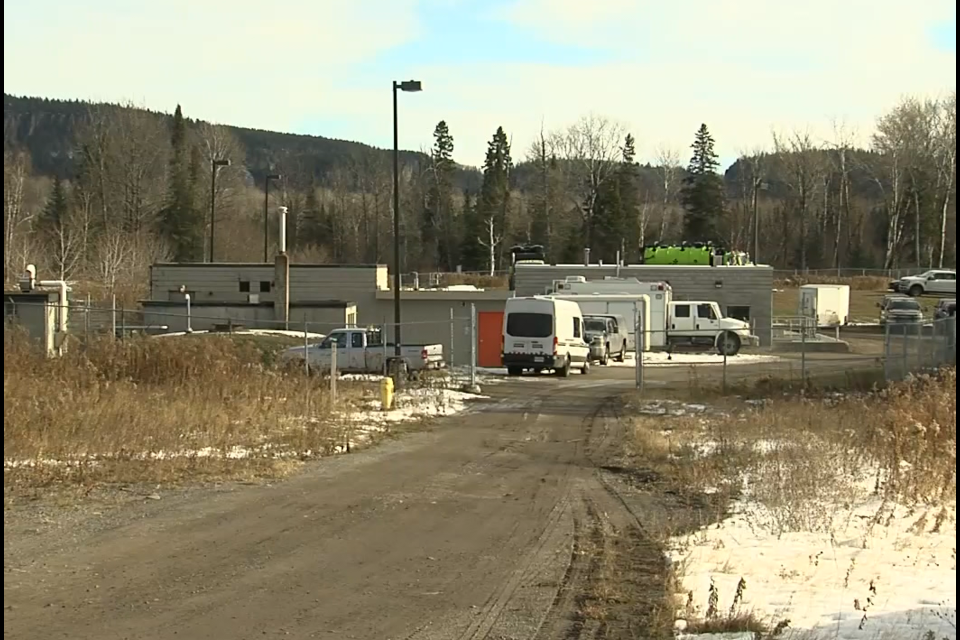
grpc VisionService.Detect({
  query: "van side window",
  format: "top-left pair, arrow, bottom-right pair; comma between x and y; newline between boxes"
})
573,317 -> 582,338
674,304 -> 691,318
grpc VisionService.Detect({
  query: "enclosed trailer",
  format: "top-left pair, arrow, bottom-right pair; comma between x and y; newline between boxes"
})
798,284 -> 850,327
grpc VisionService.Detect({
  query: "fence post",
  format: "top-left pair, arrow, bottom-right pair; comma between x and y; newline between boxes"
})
83,294 -> 90,342
304,318 -> 310,376
330,342 -> 338,402
110,294 -> 117,339
901,326 -> 908,379
470,304 -> 477,389
120,305 -> 126,341
722,350 -> 728,393
449,307 -> 455,369
800,316 -> 807,387
634,301 -> 643,391
883,320 -> 891,380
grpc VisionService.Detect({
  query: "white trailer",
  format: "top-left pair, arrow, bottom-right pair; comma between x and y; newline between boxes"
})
551,275 -> 670,297
798,284 -> 850,327
549,292 -> 665,350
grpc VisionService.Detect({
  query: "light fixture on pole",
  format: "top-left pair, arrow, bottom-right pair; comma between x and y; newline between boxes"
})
392,79 -> 422,357
209,158 -> 230,262
264,173 -> 281,262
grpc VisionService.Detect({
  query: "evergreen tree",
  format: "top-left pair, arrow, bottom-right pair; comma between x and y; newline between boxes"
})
39,176 -> 69,233
680,124 -> 725,243
528,135 -> 555,257
423,121 -> 456,269
462,127 -> 512,271
592,134 -> 641,262
159,105 -> 203,261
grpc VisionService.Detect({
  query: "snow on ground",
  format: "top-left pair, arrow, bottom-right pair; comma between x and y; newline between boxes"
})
346,387 -> 487,425
610,352 -> 781,367
155,328 -> 327,339
671,472 -> 956,639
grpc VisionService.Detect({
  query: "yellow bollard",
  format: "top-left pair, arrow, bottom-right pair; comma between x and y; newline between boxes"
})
380,376 -> 395,411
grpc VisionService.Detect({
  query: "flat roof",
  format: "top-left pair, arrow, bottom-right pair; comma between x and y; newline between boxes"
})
152,262 -> 386,269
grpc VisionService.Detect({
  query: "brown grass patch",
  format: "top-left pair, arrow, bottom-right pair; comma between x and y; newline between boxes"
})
3,328 -> 376,496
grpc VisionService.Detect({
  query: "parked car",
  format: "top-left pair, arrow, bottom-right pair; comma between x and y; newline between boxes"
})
281,327 -> 444,374
501,296 -> 591,377
878,295 -> 923,326
934,298 -> 956,321
895,270 -> 957,297
583,314 -> 629,364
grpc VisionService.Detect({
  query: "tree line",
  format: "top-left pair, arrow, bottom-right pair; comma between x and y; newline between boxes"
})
3,91 -> 956,296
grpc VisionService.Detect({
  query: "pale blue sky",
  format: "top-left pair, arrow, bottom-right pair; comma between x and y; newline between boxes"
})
4,0 -> 956,169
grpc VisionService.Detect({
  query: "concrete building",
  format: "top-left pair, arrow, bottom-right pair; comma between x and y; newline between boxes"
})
142,261 -> 510,366
513,263 -> 775,346
142,257 -> 775,368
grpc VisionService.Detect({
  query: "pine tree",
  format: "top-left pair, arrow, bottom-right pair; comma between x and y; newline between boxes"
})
462,127 -> 512,272
39,176 -> 69,233
159,105 -> 203,261
592,134 -> 641,262
680,124 -> 725,243
423,121 -> 456,269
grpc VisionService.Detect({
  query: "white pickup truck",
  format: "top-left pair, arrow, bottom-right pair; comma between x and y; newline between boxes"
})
282,327 -> 445,374
665,300 -> 759,356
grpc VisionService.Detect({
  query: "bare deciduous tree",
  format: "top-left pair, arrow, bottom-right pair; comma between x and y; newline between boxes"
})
773,129 -> 825,270
550,113 -> 626,248
654,146 -> 682,243
3,150 -> 34,282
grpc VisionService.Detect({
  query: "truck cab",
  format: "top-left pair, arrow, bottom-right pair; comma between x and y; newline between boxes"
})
668,301 -> 758,355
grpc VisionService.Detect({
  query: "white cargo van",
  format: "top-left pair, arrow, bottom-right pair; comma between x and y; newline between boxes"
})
501,296 -> 591,377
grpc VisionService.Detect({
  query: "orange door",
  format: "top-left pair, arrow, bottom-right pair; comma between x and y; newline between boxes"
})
477,311 -> 504,368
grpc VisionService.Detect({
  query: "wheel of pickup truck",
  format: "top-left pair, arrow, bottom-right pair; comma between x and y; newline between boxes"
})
600,347 -> 610,366
908,284 -> 924,297
555,359 -> 571,377
507,366 -> 523,377
615,347 -> 626,362
717,331 -> 741,357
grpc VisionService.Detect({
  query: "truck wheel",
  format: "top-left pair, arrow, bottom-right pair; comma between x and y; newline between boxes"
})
507,366 -> 523,376
600,348 -> 609,366
615,347 -> 626,363
908,284 -> 924,297
717,331 -> 741,357
555,360 -> 571,378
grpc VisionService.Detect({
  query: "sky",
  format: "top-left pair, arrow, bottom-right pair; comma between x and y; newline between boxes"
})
3,0 -> 957,170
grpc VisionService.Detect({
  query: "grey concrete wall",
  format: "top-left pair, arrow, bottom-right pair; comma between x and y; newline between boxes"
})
143,303 -> 355,335
373,294 -> 510,366
149,263 -> 386,308
514,264 -> 774,346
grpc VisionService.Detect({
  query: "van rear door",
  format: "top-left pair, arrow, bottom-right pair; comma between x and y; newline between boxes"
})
504,310 -> 554,361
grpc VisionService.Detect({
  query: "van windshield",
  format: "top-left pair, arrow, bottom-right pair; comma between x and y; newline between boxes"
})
506,312 -> 553,338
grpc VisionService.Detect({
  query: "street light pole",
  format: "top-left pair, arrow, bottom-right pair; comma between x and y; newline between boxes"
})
264,173 -> 281,262
209,158 -> 230,262
392,79 -> 422,357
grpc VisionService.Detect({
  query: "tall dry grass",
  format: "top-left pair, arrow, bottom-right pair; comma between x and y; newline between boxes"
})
774,274 -> 892,291
3,328 -> 368,492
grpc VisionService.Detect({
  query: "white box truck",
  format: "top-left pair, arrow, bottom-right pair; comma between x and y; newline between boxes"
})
798,284 -> 850,327
548,277 -> 759,356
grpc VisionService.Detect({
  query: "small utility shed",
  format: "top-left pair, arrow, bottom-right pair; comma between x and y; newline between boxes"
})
4,291 -> 62,355
374,288 -> 511,367
513,263 -> 775,346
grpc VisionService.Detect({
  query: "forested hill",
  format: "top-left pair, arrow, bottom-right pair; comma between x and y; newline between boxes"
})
3,94 -> 482,189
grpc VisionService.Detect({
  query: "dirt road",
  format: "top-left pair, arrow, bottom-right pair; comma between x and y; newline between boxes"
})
5,375 -> 692,640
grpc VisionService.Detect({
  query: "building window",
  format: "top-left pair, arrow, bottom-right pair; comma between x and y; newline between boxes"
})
239,281 -> 250,293
259,281 -> 271,293
727,305 -> 751,321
